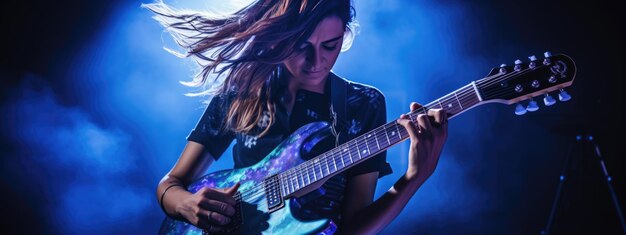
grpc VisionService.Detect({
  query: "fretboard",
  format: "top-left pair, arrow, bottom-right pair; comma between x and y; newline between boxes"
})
279,82 -> 483,196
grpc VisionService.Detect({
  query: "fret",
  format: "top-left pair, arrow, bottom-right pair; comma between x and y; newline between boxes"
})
291,177 -> 297,190
347,141 -> 355,164
398,122 -> 409,138
298,171 -> 303,188
371,133 -> 380,152
324,155 -> 330,175
454,91 -> 464,109
365,133 -> 374,153
279,176 -> 284,195
284,172 -> 289,194
334,152 -> 344,169
371,132 -> 380,151
376,129 -> 388,150
331,152 -> 337,172
312,162 -> 317,181
392,122 -> 401,142
326,150 -> 337,172
362,135 -> 370,157
341,146 -> 347,167
296,175 -> 301,189
437,99 -> 444,110
281,176 -> 287,196
317,158 -> 324,179
318,159 -> 324,178
447,95 -> 459,113
353,139 -> 362,161
330,153 -> 336,173
304,166 -> 311,185
283,176 -> 293,193
383,124 -> 391,145
439,96 -> 451,111
471,81 -> 483,101
287,173 -> 296,192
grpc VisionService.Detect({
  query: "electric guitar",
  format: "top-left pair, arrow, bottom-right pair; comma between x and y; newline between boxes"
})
158,52 -> 577,235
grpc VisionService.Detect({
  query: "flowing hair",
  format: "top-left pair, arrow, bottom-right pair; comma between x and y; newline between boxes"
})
142,0 -> 357,136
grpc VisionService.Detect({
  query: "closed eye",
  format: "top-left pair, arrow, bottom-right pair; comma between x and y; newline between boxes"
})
323,44 -> 338,50
298,36 -> 342,51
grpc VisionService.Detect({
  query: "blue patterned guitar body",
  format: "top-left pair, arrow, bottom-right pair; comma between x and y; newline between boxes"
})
158,122 -> 336,235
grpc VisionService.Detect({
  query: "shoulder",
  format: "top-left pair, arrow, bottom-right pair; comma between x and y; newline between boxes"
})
341,77 -> 386,108
206,90 -> 236,107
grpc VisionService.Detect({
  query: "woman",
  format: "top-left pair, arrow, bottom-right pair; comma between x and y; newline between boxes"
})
144,0 -> 448,234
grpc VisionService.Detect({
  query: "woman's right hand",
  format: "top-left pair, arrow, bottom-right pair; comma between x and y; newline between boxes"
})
176,183 -> 240,232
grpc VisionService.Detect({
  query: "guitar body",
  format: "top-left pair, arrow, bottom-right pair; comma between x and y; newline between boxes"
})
159,122 -> 336,235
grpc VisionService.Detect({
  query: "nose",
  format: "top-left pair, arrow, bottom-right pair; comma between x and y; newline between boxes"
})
306,47 -> 323,70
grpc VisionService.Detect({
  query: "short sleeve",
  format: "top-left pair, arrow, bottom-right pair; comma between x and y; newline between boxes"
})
186,94 -> 235,160
345,87 -> 393,178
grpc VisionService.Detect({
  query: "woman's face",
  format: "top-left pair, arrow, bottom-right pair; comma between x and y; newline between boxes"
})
283,15 -> 345,91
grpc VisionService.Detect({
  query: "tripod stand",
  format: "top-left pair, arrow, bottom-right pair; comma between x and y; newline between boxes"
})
541,135 -> 626,235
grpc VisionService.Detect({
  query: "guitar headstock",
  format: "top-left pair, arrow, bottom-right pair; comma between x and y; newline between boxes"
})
476,52 -> 576,115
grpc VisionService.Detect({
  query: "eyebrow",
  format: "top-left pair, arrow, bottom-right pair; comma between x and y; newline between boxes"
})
322,36 -> 343,43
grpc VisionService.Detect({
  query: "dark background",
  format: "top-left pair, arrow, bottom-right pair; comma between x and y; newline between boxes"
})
1,0 -> 624,234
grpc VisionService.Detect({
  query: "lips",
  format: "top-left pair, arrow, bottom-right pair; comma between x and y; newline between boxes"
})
304,69 -> 324,74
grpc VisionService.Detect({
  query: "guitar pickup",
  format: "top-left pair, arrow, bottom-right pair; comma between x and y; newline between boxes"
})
264,175 -> 285,212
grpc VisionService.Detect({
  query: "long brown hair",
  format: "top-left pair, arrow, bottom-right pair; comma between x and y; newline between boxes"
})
143,0 -> 357,136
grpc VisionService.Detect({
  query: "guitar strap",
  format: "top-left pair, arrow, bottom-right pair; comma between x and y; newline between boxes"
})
311,71 -> 348,233
329,72 -> 349,147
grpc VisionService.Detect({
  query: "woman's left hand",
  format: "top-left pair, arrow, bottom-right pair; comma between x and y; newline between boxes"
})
397,102 -> 448,182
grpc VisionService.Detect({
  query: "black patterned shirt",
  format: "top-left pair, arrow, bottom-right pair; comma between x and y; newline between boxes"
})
187,72 -> 392,224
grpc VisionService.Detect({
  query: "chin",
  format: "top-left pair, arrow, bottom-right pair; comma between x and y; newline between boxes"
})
303,70 -> 328,80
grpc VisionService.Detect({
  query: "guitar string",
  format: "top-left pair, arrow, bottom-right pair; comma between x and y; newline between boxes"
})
247,86 -> 478,200
240,109 -> 450,201
218,66 -> 544,208
479,62 -> 550,87
243,84 -> 478,200
237,120 -> 391,200
480,69 -> 555,102
273,81 -> 486,198
478,63 -> 560,99
274,60 -> 566,199
233,63 -> 551,202
242,82 -> 485,201
479,69 -> 537,98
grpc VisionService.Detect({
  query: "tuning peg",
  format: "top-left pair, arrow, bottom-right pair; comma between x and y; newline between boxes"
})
544,51 -> 553,58
526,99 -> 539,112
543,93 -> 556,106
528,55 -> 538,69
543,51 -> 552,65
514,59 -> 522,71
515,103 -> 528,115
499,64 -> 507,73
558,89 -> 571,101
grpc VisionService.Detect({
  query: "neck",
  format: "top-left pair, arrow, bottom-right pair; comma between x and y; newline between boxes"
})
285,73 -> 328,95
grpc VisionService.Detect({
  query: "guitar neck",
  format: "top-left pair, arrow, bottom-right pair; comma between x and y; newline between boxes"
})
279,82 -> 483,196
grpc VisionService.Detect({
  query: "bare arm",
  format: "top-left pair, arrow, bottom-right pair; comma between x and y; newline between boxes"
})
157,141 -> 238,232
157,141 -> 213,217
340,103 -> 448,234
339,168 -> 427,234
